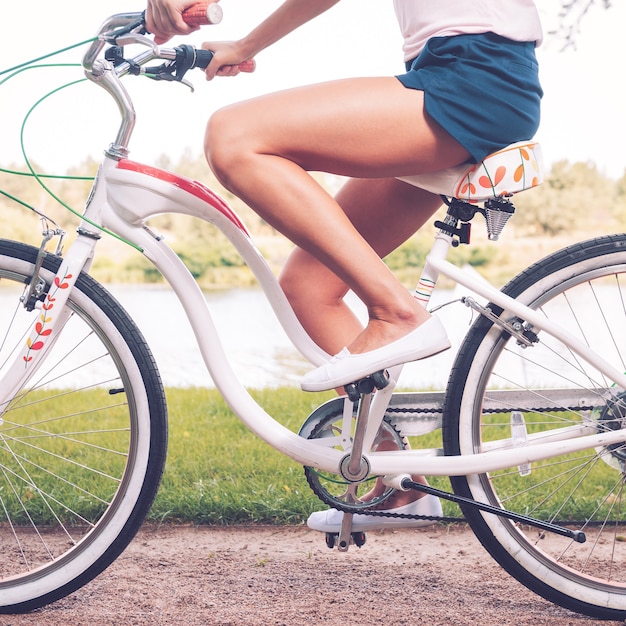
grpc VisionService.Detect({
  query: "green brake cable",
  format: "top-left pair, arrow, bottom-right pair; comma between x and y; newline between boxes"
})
0,38 -> 96,78
0,40 -> 142,250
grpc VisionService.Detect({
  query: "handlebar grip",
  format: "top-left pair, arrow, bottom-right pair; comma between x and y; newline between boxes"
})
193,49 -> 214,69
193,49 -> 256,73
182,2 -> 223,26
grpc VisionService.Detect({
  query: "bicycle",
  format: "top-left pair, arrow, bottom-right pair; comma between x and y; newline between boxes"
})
2,6 -> 626,619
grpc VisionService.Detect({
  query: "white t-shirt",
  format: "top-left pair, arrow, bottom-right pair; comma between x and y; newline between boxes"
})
393,0 -> 543,62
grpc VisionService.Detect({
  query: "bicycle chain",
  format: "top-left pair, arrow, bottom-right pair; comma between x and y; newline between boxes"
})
308,401 -> 600,522
379,402 -> 596,522
386,404 -> 597,415
341,506 -> 462,524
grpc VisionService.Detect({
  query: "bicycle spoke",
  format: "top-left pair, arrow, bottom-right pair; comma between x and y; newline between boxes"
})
0,240 -> 167,611
445,240 -> 626,617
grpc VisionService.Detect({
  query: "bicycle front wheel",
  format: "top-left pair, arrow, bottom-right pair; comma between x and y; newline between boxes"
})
443,234 -> 626,619
0,239 -> 167,613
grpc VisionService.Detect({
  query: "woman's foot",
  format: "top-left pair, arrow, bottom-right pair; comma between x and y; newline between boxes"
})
307,494 -> 443,532
301,316 -> 450,392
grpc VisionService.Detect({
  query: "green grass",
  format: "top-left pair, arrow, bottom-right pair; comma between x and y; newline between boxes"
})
2,388 -> 131,525
5,386 -> 616,527
4,386 -> 457,527
152,387 -> 338,525
152,387 -> 461,525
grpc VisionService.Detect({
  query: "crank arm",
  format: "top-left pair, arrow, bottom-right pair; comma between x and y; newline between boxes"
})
337,483 -> 359,552
337,512 -> 354,552
402,479 -> 586,544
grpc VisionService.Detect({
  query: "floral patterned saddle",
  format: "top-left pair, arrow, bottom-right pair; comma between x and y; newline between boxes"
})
399,141 -> 543,202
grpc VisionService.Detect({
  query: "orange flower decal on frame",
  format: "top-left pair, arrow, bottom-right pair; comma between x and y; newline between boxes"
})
23,270 -> 73,365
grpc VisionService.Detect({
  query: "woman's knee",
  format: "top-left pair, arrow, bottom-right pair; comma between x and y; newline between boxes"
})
204,105 -> 250,187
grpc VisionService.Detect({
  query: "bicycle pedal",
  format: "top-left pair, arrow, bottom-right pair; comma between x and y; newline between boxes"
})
324,531 -> 367,550
344,370 -> 390,401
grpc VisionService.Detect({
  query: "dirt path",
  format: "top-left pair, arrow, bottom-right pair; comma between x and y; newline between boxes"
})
4,524 -> 625,626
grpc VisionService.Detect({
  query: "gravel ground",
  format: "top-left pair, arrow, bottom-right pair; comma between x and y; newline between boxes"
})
3,524 -> 626,626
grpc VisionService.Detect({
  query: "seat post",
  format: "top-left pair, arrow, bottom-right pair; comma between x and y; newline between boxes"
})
414,213 -> 458,309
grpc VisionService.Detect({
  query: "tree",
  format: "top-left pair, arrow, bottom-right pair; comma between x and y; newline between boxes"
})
553,0 -> 613,48
513,160 -> 619,236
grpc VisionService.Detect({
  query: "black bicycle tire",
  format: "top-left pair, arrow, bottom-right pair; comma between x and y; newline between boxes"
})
443,233 -> 626,619
0,238 -> 168,613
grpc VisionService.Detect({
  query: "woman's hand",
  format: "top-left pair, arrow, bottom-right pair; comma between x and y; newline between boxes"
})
201,41 -> 257,80
146,0 -> 201,44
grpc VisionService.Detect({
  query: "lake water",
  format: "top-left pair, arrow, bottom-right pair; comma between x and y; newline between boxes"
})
103,284 -> 472,390
2,280 -> 616,391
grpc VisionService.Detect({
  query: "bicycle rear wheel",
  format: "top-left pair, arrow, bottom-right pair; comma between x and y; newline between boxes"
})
443,234 -> 626,619
0,239 -> 167,613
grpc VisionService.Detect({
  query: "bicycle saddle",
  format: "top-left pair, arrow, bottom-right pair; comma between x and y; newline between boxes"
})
398,141 -> 543,202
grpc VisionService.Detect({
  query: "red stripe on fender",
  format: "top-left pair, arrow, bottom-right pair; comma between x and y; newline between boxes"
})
117,160 -> 250,235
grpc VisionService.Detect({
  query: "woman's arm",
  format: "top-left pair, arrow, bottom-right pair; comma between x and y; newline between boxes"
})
147,0 -> 342,76
236,0 -> 341,59
202,0 -> 341,78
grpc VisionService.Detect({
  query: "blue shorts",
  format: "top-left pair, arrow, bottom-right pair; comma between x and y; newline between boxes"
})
396,32 -> 543,163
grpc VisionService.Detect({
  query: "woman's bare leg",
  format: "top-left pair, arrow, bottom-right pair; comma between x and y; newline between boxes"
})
205,77 -> 469,359
280,177 -> 442,507
279,177 -> 442,355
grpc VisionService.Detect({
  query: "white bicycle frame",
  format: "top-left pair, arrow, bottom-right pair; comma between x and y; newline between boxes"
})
4,150 -> 626,479
3,13 -> 626,484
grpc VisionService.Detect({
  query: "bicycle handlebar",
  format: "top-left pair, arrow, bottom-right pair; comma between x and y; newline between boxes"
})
84,4 -> 255,76
82,7 -> 255,157
187,48 -> 255,74
181,3 -> 256,73
182,1 -> 223,26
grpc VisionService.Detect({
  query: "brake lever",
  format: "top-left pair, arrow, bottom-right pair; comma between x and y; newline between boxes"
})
144,45 -> 202,90
143,61 -> 195,91
102,13 -> 149,45
111,33 -> 160,52
103,42 -> 200,91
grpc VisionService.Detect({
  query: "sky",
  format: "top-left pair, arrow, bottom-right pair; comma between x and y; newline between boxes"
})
1,0 -> 625,178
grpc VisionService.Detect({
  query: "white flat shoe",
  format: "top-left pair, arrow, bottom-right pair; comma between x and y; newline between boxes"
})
306,495 -> 443,533
301,316 -> 450,392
